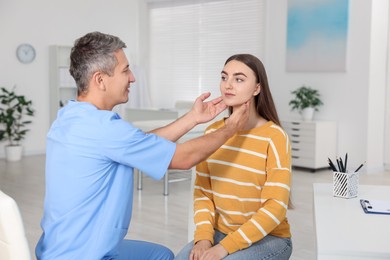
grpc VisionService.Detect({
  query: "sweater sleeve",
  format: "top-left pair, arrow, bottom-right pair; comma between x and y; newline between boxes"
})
193,160 -> 217,245
219,129 -> 291,254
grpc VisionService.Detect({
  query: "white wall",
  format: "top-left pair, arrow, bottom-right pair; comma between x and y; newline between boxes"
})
264,0 -> 388,172
386,2 -> 390,171
1,0 -> 389,172
0,0 -> 139,157
367,0 -> 389,172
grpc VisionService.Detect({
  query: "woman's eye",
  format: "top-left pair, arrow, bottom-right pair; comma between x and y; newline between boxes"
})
221,75 -> 227,81
236,78 -> 243,83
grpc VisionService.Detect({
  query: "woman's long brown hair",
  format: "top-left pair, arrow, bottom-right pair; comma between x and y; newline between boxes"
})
226,54 -> 281,126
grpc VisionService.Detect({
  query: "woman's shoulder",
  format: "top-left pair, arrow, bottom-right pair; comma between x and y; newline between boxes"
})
254,121 -> 289,140
269,121 -> 288,135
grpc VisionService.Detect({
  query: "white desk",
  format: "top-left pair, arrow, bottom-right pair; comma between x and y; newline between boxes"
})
132,119 -> 174,132
132,119 -> 207,142
313,183 -> 390,259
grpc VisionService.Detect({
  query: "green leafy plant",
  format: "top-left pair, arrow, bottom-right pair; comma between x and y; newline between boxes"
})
0,86 -> 34,146
289,85 -> 323,112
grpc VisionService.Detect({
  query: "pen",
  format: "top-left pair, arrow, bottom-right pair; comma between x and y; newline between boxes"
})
336,157 -> 342,172
328,158 -> 337,171
339,157 -> 345,172
344,153 -> 348,172
354,162 -> 365,172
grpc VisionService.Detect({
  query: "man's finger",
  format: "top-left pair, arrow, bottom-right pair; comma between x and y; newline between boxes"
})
215,103 -> 227,114
209,96 -> 223,105
198,92 -> 211,101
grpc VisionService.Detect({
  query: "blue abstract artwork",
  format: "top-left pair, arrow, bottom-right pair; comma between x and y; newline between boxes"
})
286,0 -> 349,72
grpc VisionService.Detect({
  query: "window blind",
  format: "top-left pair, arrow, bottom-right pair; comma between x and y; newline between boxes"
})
148,0 -> 266,108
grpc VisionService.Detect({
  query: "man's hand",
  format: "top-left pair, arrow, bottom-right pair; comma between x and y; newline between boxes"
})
224,100 -> 250,133
189,92 -> 227,124
190,240 -> 212,260
200,244 -> 228,260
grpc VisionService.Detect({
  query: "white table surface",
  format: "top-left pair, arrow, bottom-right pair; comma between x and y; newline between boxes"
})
132,119 -> 207,142
313,183 -> 390,260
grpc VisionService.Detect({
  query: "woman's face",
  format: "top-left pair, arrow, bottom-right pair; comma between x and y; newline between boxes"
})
220,60 -> 260,108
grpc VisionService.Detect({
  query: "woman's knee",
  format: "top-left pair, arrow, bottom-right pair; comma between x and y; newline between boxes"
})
259,236 -> 292,260
174,241 -> 194,260
224,236 -> 292,260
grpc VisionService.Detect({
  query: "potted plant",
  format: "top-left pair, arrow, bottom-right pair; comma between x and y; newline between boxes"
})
0,86 -> 34,161
289,85 -> 323,121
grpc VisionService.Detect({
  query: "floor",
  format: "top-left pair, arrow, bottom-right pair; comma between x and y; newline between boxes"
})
1,155 -> 390,260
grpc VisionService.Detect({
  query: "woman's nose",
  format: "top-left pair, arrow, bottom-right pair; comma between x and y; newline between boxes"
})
225,81 -> 233,89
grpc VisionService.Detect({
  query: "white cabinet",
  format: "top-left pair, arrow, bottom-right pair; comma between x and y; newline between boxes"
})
49,45 -> 77,124
282,120 -> 337,171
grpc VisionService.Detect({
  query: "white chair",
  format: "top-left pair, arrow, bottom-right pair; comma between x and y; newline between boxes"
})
134,101 -> 193,196
0,190 -> 31,260
126,107 -> 179,195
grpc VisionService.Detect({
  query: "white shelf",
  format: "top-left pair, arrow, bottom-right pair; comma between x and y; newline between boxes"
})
282,120 -> 337,171
49,45 -> 77,124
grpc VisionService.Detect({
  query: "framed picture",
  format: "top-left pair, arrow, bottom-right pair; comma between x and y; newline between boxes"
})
286,0 -> 349,72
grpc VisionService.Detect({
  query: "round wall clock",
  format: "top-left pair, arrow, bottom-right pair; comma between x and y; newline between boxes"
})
16,43 -> 36,64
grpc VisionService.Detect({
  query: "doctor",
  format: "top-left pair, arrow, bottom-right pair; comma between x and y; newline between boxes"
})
36,31 -> 249,260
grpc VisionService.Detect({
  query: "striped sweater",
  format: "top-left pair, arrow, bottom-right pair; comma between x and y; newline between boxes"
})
193,120 -> 291,254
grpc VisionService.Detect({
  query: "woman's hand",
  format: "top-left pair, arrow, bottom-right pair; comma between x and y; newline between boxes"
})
190,240 -> 212,260
199,244 -> 228,260
189,92 -> 227,124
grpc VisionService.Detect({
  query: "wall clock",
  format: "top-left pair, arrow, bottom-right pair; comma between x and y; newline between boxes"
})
16,43 -> 36,64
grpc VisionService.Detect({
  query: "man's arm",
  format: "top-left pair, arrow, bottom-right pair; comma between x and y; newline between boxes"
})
169,101 -> 249,170
149,92 -> 227,142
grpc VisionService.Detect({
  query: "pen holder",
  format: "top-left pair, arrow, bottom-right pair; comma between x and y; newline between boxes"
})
333,171 -> 359,199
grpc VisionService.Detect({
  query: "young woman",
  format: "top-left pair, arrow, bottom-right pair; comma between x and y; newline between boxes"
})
175,54 -> 292,260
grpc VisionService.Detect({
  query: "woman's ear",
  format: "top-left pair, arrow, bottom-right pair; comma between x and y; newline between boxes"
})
253,83 -> 261,96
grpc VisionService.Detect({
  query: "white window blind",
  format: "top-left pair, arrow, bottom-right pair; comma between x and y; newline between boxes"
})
148,0 -> 266,108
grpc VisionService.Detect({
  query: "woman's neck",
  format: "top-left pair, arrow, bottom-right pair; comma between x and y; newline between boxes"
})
246,112 -> 267,130
232,104 -> 267,130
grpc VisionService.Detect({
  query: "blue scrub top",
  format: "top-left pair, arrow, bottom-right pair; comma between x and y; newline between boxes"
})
36,101 -> 176,259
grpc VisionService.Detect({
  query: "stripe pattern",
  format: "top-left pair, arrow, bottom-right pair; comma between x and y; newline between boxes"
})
193,120 -> 291,254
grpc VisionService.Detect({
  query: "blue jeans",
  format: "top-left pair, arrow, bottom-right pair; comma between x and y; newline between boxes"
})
174,230 -> 292,260
117,239 -> 174,260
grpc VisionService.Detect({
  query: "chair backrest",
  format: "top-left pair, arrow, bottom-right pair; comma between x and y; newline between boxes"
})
0,190 -> 31,260
175,100 -> 193,118
125,108 -> 178,122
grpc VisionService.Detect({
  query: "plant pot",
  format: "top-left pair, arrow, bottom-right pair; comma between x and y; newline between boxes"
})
302,107 -> 315,121
5,145 -> 23,162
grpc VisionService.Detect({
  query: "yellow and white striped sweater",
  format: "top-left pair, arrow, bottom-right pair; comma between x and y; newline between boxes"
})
193,120 -> 291,254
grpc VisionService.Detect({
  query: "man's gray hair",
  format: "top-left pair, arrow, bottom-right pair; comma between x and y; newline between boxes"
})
69,31 -> 127,94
